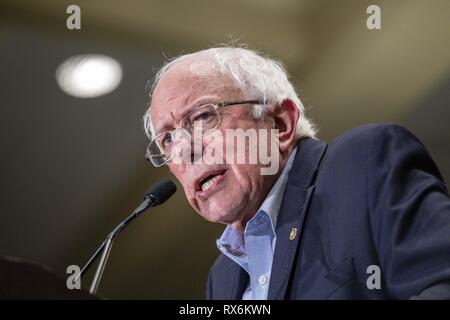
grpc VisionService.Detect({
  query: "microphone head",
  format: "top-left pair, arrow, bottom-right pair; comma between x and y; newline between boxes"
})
145,179 -> 177,205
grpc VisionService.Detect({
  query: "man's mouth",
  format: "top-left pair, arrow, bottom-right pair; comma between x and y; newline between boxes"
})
200,174 -> 222,192
195,169 -> 227,199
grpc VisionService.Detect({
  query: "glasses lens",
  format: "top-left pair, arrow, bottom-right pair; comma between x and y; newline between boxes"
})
147,153 -> 168,167
185,104 -> 219,135
146,104 -> 221,167
146,132 -> 171,167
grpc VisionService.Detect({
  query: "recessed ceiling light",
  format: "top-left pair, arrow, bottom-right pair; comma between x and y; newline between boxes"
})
56,54 -> 122,98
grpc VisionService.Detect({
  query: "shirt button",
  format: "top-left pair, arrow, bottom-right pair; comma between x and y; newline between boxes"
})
258,275 -> 267,285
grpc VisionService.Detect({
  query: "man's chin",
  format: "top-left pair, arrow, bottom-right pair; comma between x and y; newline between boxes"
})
199,208 -> 241,225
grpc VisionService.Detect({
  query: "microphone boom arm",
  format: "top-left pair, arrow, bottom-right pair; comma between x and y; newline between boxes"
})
76,196 -> 154,294
74,179 -> 176,295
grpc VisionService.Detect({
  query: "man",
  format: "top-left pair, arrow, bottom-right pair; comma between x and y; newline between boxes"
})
143,47 -> 450,299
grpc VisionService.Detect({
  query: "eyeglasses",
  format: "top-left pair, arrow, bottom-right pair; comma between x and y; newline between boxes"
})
146,99 -> 265,167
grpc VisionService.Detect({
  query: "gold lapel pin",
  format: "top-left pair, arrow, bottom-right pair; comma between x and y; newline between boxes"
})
289,227 -> 298,240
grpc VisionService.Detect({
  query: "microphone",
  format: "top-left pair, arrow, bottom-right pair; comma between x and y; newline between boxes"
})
145,178 -> 178,205
110,179 -> 177,238
76,179 -> 177,294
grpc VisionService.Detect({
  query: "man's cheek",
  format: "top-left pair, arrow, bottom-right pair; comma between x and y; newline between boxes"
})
185,189 -> 198,211
168,166 -> 186,186
168,163 -> 184,175
182,182 -> 193,198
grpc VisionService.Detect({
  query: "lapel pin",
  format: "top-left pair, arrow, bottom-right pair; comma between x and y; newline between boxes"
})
289,227 -> 298,240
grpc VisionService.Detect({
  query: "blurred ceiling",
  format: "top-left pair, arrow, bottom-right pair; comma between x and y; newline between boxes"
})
0,0 -> 449,298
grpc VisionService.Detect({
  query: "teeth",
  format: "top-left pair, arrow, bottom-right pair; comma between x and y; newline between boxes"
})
201,175 -> 221,192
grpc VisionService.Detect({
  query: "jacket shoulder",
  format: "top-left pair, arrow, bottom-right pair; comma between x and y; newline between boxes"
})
325,123 -> 424,163
332,123 -> 420,149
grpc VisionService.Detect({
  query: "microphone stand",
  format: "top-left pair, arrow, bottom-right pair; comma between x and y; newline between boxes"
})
89,234 -> 114,294
75,196 -> 154,295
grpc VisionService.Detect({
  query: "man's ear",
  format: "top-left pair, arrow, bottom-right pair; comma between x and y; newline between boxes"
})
273,99 -> 299,154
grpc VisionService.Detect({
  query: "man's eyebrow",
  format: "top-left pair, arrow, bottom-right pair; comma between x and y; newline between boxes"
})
190,97 -> 218,109
155,122 -> 172,135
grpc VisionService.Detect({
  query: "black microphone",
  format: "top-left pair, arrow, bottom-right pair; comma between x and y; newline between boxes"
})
110,179 -> 177,238
145,178 -> 178,205
76,179 -> 177,293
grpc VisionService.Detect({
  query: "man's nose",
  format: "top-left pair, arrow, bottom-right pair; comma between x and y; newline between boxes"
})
172,128 -> 190,144
172,129 -> 202,164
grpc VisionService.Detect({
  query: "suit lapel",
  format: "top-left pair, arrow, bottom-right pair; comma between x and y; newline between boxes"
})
268,138 -> 328,299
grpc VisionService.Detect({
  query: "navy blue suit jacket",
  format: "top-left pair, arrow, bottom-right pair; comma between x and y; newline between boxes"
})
206,124 -> 450,299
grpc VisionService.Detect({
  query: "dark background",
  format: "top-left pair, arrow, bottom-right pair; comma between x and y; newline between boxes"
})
0,0 -> 449,299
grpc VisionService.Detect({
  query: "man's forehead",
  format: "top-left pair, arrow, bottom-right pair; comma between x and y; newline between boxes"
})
150,62 -> 241,132
153,73 -> 223,104
154,63 -> 229,99
151,59 -> 241,108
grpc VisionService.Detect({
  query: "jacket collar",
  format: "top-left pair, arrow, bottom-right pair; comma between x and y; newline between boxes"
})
267,137 -> 328,299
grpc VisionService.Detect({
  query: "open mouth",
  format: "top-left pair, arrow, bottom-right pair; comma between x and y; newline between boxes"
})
196,170 -> 227,196
200,174 -> 222,192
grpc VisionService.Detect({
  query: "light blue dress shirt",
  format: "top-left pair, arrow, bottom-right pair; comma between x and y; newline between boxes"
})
216,147 -> 298,300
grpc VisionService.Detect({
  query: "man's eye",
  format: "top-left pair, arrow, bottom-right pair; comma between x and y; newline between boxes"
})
160,133 -> 172,147
193,111 -> 214,123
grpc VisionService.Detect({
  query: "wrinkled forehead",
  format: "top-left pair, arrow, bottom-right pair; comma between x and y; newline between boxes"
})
150,57 -> 243,132
152,57 -> 235,103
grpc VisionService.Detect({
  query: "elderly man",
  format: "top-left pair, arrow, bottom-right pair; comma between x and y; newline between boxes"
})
143,47 -> 450,300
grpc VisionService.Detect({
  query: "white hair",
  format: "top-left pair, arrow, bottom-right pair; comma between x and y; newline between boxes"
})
143,46 -> 317,140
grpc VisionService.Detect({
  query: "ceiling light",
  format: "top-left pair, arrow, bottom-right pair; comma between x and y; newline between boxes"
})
56,54 -> 122,98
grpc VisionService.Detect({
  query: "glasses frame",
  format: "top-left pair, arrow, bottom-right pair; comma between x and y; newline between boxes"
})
146,99 -> 265,167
